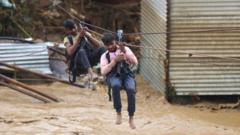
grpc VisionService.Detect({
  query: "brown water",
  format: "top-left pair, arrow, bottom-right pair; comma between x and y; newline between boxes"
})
0,75 -> 239,135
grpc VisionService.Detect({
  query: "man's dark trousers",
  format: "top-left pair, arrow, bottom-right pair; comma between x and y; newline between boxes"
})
108,74 -> 136,116
76,47 -> 106,69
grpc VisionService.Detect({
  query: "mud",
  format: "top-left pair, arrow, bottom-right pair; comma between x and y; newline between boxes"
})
0,75 -> 239,135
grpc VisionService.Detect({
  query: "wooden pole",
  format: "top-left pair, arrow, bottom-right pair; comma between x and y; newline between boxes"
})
47,46 -> 65,56
0,62 -> 85,88
0,74 -> 61,102
0,81 -> 51,103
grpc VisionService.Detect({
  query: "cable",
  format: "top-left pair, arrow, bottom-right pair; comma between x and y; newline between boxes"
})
123,42 -> 240,61
52,1 -> 240,37
52,0 -> 240,37
124,28 -> 240,36
55,4 -> 113,34
54,3 -> 240,36
51,1 -> 240,62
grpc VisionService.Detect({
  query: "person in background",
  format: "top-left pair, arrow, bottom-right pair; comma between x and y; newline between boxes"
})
63,19 -> 106,82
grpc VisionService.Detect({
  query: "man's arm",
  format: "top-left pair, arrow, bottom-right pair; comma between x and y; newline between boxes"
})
100,53 -> 125,76
83,28 -> 101,48
85,33 -> 101,48
100,53 -> 116,75
124,46 -> 138,65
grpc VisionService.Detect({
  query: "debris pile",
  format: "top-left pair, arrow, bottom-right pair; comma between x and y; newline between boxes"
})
1,0 -> 140,43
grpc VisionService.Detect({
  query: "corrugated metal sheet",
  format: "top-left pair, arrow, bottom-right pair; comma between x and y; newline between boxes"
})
0,43 -> 52,74
169,0 -> 240,95
140,0 -> 167,92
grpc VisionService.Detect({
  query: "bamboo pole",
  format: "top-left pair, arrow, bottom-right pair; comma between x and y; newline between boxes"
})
0,74 -> 61,102
0,62 -> 85,88
0,81 -> 51,103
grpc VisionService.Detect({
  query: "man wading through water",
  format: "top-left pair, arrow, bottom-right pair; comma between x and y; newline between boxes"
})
100,33 -> 138,129
63,19 -> 106,85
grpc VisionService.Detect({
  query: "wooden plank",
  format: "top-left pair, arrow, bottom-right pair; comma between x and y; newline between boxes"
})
0,74 -> 61,102
0,81 -> 51,103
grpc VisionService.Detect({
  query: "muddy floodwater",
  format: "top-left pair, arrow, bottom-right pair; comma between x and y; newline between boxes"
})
0,75 -> 239,135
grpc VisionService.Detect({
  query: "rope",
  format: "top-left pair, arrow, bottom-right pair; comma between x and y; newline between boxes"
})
123,43 -> 240,61
54,4 -> 240,36
124,28 -> 240,36
51,0 -> 240,36
55,4 -> 112,35
51,1 -> 240,62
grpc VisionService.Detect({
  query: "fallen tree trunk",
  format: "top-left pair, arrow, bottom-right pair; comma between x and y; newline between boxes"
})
0,81 -> 52,103
0,74 -> 61,102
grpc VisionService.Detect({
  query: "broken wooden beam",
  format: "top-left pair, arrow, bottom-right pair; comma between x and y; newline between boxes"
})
0,62 -> 85,88
0,74 -> 61,102
0,81 -> 52,103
